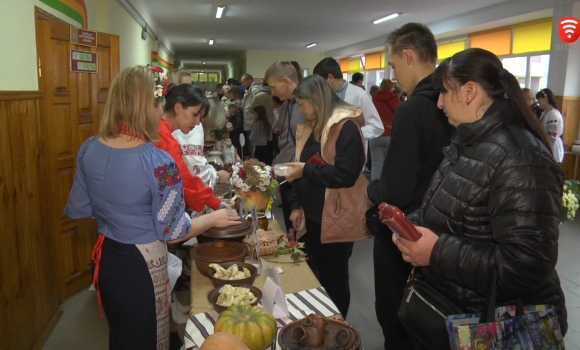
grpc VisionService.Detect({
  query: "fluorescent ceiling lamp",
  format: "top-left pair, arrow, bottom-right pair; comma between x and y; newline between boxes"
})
373,13 -> 400,24
306,43 -> 317,49
209,39 -> 214,45
216,6 -> 225,18
203,62 -> 206,64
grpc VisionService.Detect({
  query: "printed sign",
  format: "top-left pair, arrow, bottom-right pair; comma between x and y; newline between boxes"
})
70,28 -> 97,47
70,50 -> 98,73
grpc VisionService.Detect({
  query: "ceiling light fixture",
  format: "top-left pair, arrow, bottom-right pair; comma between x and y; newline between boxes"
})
216,6 -> 225,19
372,12 -> 400,24
306,43 -> 317,49
209,39 -> 214,45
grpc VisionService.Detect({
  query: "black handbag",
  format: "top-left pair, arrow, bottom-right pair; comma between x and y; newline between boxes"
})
398,270 -> 464,350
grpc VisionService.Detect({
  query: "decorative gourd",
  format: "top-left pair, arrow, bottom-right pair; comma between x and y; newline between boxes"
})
200,332 -> 249,350
214,305 -> 277,350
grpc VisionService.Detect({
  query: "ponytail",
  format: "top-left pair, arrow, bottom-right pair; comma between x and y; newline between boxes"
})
500,70 -> 552,153
433,48 -> 552,153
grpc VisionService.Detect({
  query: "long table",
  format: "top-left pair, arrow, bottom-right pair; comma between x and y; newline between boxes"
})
189,219 -> 323,316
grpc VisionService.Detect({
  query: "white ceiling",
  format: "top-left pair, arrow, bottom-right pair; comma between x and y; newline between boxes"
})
141,0 -> 509,69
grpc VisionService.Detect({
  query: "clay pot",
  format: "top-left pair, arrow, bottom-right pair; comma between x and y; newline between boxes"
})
246,213 -> 269,231
237,189 -> 269,211
289,315 -> 327,349
198,218 -> 253,244
191,239 -> 247,277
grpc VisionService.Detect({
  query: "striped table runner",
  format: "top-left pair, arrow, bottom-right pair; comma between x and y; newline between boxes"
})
184,287 -> 362,350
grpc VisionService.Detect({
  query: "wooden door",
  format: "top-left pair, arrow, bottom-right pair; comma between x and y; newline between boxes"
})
36,18 -> 120,301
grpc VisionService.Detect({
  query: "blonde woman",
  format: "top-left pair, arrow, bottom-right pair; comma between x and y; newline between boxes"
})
64,66 -> 239,349
284,75 -> 370,318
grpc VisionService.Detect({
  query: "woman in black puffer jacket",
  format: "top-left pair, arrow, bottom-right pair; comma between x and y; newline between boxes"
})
393,48 -> 567,336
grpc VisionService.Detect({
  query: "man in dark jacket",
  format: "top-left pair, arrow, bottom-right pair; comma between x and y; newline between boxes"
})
366,22 -> 456,349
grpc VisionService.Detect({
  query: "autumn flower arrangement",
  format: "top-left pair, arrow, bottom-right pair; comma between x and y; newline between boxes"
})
230,159 -> 279,211
149,66 -> 168,101
562,180 -> 580,222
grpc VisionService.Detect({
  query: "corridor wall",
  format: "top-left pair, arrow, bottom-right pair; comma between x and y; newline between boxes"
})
0,0 -> 174,90
245,50 -> 325,79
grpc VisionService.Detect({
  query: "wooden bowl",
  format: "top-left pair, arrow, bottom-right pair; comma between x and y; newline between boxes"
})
197,218 -> 253,244
191,240 -> 247,277
208,262 -> 258,287
208,285 -> 262,313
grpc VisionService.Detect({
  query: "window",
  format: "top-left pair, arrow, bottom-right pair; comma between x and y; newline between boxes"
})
364,69 -> 385,91
501,57 -> 528,88
529,54 -> 550,92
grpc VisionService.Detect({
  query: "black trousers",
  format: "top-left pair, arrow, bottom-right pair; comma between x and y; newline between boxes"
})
98,238 -> 158,350
300,219 -> 354,318
254,145 -> 272,165
243,131 -> 252,158
279,181 -> 294,234
374,232 -> 414,349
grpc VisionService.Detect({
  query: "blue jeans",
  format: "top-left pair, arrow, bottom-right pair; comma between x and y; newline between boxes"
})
370,136 -> 390,181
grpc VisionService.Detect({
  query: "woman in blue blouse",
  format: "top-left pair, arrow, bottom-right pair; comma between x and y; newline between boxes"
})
65,65 -> 240,350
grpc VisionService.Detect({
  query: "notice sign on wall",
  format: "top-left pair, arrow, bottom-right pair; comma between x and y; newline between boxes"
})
70,50 -> 98,73
70,28 -> 97,47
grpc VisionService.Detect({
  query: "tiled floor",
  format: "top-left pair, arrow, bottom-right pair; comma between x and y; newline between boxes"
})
44,210 -> 580,350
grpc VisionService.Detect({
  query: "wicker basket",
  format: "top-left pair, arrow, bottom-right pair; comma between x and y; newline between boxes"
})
243,229 -> 279,257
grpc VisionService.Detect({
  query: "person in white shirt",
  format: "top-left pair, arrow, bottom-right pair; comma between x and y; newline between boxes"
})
313,57 -> 384,141
536,88 -> 564,162
172,97 -> 231,186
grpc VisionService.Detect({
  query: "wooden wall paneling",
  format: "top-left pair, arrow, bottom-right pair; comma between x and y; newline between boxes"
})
561,96 -> 580,180
0,93 -> 60,350
37,18 -> 120,301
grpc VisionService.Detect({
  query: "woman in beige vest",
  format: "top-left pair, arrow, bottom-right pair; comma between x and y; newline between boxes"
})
285,75 -> 371,317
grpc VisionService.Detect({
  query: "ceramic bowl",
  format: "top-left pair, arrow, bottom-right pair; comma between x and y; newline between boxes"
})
208,284 -> 262,313
208,262 -> 258,287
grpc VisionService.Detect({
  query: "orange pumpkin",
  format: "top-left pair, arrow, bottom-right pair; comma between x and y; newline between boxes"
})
214,305 -> 277,350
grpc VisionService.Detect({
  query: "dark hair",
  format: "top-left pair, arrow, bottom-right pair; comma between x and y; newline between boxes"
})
241,74 -> 253,80
369,85 -> 380,96
164,83 -> 210,118
313,57 -> 343,80
271,95 -> 283,105
252,105 -> 272,134
227,78 -> 236,85
227,102 -> 238,110
536,88 -> 560,112
433,48 -> 551,152
291,61 -> 304,82
351,72 -> 364,83
386,22 -> 437,64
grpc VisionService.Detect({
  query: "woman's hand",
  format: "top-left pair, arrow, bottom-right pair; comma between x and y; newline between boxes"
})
285,162 -> 306,182
210,209 -> 241,228
392,226 -> 439,266
290,209 -> 302,230
217,170 -> 231,183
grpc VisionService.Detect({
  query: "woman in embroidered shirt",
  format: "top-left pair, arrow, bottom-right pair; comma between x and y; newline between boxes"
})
155,84 -> 230,213
171,93 -> 230,187
536,88 -> 564,162
64,66 -> 240,350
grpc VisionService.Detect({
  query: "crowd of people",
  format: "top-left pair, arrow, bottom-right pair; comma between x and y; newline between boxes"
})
64,20 -> 567,350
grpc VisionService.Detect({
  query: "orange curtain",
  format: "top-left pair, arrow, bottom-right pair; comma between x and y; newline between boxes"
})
469,27 -> 512,56
340,58 -> 349,72
365,52 -> 382,70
